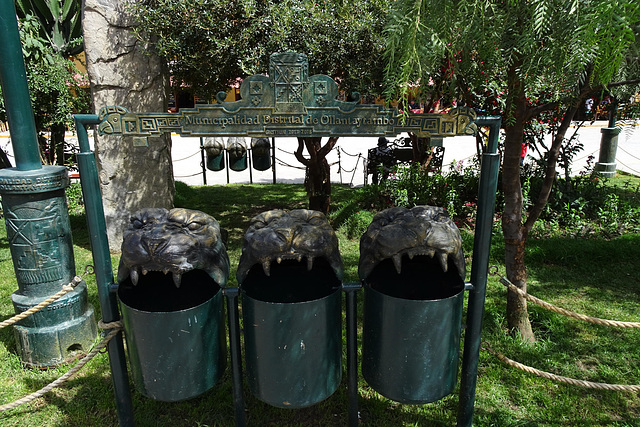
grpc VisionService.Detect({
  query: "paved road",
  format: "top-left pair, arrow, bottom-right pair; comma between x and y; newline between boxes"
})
1,120 -> 638,187
170,121 -> 640,186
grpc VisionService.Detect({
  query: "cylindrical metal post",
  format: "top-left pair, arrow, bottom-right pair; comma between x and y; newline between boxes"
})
0,0 -> 42,171
0,0 -> 97,368
271,137 -> 276,184
457,117 -> 501,427
344,282 -> 361,427
224,287 -> 246,427
74,116 -> 134,426
199,137 -> 207,185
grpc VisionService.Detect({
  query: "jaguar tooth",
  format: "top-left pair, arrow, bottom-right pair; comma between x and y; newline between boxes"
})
173,272 -> 182,288
163,269 -> 169,275
408,251 -> 415,260
277,257 -> 282,264
437,251 -> 449,272
306,256 -> 314,271
392,254 -> 402,275
453,251 -> 465,279
142,268 -> 148,275
130,268 -> 139,286
262,260 -> 271,277
426,248 -> 436,258
297,254 -> 303,262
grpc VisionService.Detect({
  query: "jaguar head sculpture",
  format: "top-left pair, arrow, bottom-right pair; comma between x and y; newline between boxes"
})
236,209 -> 343,284
117,208 -> 230,288
358,206 -> 465,283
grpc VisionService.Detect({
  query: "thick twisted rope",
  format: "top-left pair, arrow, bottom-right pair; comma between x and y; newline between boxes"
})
0,321 -> 123,411
483,343 -> 640,392
0,276 -> 83,329
490,266 -> 640,328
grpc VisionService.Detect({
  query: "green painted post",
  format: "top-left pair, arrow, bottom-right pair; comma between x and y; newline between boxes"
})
0,0 -> 96,368
0,0 -> 41,171
457,117 -> 501,426
74,115 -> 134,426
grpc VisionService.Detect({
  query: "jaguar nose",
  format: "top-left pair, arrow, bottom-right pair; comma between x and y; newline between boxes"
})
142,237 -> 168,256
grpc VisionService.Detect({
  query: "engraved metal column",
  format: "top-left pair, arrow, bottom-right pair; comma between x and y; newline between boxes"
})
0,0 -> 96,367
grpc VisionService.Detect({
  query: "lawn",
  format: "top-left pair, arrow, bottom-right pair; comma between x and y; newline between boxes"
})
0,180 -> 639,426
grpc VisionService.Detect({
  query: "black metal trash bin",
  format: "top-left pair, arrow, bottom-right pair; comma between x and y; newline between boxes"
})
250,137 -> 271,171
237,209 -> 344,408
116,208 -> 230,402
227,137 -> 248,171
359,206 -> 466,404
203,137 -> 225,171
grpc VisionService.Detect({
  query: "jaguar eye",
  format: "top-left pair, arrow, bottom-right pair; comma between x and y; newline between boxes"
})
132,219 -> 144,229
187,222 -> 202,231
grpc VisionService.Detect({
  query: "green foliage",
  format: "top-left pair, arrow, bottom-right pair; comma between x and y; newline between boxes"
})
129,0 -> 391,100
15,0 -> 84,56
65,181 -> 84,215
384,1 -> 640,111
338,209 -> 375,240
0,15 -> 90,163
539,173 -> 640,236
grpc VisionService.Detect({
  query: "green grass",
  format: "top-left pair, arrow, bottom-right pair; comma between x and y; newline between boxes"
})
1,182 -> 640,426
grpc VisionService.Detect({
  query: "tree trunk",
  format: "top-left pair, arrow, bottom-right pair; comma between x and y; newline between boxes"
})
51,122 -> 65,165
83,0 -> 174,252
294,136 -> 338,214
502,63 -> 535,342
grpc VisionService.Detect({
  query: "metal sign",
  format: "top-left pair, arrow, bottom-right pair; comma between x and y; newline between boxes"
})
97,52 -> 476,145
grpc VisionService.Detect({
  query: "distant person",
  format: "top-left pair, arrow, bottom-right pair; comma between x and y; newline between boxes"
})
375,137 -> 394,181
520,143 -> 527,166
585,98 -> 593,114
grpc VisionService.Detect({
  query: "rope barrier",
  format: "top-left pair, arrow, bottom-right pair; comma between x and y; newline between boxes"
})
489,265 -> 640,328
275,158 -> 306,170
486,266 -> 640,391
482,342 -> 640,392
0,276 -> 84,329
615,159 -> 640,176
617,145 -> 640,162
0,321 -> 124,411
175,171 -> 206,178
173,150 -> 202,162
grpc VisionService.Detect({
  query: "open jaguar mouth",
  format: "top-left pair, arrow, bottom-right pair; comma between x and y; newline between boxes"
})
358,206 -> 466,299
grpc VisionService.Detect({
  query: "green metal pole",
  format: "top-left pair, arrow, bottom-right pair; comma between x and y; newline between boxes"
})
223,287 -> 246,427
74,115 -> 134,426
0,0 -> 42,171
0,0 -> 97,369
457,117 -> 501,426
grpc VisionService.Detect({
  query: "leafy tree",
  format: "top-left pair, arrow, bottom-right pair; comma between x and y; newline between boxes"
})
0,14 -> 89,167
15,0 -> 83,56
384,0 -> 640,341
131,0 -> 391,212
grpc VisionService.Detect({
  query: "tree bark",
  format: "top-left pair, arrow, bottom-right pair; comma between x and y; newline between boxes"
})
502,63 -> 535,342
294,136 -> 338,214
83,0 -> 174,252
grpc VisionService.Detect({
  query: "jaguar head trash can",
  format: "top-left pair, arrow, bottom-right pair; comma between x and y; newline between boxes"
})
116,208 -> 230,402
227,137 -> 248,171
359,206 -> 466,404
251,137 -> 272,171
203,137 -> 225,171
237,209 -> 344,408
